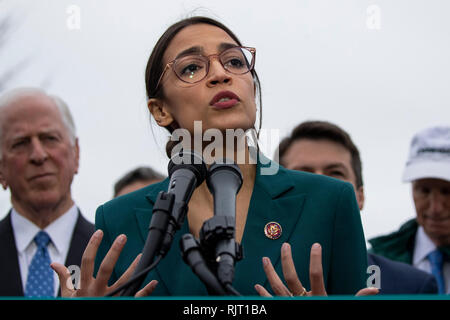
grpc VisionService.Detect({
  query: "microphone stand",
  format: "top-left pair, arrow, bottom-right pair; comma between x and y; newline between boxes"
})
180,234 -> 228,295
180,161 -> 243,296
180,224 -> 243,296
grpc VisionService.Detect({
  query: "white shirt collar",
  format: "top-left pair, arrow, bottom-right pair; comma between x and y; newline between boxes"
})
11,204 -> 79,255
413,226 -> 437,265
11,210 -> 40,254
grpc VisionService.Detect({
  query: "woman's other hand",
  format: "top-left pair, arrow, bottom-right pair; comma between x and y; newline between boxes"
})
255,242 -> 378,297
51,229 -> 158,297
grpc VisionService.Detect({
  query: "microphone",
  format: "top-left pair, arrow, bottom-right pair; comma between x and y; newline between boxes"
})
159,150 -> 207,256
120,150 -> 207,296
204,160 -> 243,287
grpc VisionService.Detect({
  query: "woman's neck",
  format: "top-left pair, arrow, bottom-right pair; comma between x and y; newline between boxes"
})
186,142 -> 257,241
195,143 -> 257,197
198,132 -> 257,164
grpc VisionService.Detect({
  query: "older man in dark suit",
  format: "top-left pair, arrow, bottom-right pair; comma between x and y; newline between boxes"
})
0,88 -> 94,297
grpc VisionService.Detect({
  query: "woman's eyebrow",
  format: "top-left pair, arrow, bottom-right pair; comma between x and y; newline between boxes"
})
174,43 -> 238,60
218,42 -> 238,52
175,46 -> 203,59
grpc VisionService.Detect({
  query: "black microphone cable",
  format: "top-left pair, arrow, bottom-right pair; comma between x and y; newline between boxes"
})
105,256 -> 162,297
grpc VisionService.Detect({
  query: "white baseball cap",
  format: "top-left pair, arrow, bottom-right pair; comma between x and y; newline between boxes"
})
402,126 -> 450,182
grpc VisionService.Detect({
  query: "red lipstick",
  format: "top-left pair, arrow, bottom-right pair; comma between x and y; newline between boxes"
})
209,91 -> 240,109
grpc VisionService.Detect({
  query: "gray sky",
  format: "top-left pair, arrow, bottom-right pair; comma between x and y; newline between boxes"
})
1,0 -> 449,242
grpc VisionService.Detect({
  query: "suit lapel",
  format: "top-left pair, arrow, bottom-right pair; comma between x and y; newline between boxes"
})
0,211 -> 24,296
134,179 -> 169,243
65,211 -> 95,267
133,179 -> 190,294
234,159 -> 306,294
62,210 -> 94,296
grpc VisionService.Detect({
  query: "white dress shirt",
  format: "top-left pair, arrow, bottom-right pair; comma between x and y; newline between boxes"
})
11,204 -> 79,297
413,226 -> 450,294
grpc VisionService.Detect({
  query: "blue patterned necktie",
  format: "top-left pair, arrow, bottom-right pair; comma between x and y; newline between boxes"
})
25,231 -> 54,297
427,249 -> 446,294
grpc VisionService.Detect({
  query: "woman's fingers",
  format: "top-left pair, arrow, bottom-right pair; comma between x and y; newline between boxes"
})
309,243 -> 327,296
95,234 -> 127,291
135,280 -> 158,297
280,243 -> 305,296
52,231 -> 158,298
355,287 -> 379,296
261,257 -> 291,296
79,230 -> 104,290
50,262 -> 74,297
109,254 -> 142,293
254,284 -> 273,297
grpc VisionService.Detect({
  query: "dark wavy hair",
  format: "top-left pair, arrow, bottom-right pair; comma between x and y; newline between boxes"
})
144,16 -> 262,157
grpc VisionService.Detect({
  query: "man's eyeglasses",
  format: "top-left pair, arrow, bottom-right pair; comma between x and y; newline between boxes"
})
155,46 -> 256,92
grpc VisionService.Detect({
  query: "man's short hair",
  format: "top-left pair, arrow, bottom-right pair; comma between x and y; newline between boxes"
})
276,121 -> 363,188
114,166 -> 166,197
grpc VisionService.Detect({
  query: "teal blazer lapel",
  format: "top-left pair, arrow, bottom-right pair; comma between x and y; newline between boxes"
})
133,179 -> 181,293
234,160 -> 306,294
134,179 -> 169,243
135,179 -> 207,295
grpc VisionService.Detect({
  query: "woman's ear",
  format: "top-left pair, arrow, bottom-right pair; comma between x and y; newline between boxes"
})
148,98 -> 174,127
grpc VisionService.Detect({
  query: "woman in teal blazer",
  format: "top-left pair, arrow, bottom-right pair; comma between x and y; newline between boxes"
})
52,16 -> 368,297
94,155 -> 367,296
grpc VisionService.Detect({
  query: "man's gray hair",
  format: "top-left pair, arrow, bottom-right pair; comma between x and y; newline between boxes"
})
0,88 -> 77,159
48,94 -> 77,144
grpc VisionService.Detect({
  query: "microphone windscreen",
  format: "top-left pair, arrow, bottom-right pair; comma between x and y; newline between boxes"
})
168,150 -> 207,187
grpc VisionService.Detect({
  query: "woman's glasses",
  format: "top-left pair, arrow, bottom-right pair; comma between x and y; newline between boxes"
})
155,46 -> 256,92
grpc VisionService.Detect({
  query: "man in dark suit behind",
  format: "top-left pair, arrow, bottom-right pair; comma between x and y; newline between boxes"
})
0,88 -> 95,297
276,120 -> 437,294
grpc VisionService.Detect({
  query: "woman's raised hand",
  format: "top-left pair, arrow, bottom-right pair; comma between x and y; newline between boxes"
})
254,242 -> 378,297
51,229 -> 158,297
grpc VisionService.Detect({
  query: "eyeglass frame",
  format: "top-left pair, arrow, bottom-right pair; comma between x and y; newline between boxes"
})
154,46 -> 256,93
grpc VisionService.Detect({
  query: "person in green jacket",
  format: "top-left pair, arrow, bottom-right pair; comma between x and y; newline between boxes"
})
369,126 -> 450,294
51,16 -> 370,297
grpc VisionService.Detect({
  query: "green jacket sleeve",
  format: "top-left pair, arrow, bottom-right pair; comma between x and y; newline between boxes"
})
328,183 -> 368,294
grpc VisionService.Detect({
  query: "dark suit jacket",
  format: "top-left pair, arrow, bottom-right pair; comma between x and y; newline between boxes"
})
367,253 -> 437,294
94,157 -> 368,296
0,210 -> 95,296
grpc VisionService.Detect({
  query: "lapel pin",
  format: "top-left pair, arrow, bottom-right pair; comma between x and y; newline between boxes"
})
264,222 -> 282,240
